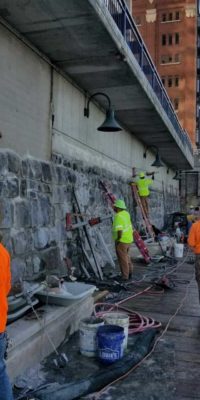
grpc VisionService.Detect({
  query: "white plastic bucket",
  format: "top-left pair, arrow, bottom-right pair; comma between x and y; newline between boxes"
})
174,243 -> 184,258
79,317 -> 104,357
103,312 -> 129,350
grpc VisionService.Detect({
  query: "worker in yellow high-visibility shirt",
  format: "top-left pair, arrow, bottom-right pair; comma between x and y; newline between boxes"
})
136,172 -> 153,217
112,199 -> 134,281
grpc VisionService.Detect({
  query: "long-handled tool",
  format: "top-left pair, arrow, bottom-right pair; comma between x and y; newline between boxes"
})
73,190 -> 104,280
95,228 -> 115,268
66,213 -> 112,231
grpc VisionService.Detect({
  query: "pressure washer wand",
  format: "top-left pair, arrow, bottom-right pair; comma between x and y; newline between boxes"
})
66,213 -> 112,230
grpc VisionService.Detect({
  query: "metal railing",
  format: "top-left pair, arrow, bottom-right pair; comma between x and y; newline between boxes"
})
103,0 -> 193,156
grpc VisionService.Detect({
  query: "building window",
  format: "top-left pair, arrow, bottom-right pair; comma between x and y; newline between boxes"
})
175,76 -> 179,87
174,98 -> 179,110
135,16 -> 141,25
162,34 -> 166,46
168,34 -> 173,45
168,77 -> 173,87
161,11 -> 181,23
174,53 -> 180,62
175,33 -> 180,45
168,55 -> 173,63
160,54 -> 181,64
161,77 -> 165,86
169,12 -> 173,21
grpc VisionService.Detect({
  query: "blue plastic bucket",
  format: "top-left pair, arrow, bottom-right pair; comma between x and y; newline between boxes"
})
97,324 -> 125,364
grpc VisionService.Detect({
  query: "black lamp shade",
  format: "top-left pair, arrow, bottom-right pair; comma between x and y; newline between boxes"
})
97,109 -> 122,132
151,152 -> 164,168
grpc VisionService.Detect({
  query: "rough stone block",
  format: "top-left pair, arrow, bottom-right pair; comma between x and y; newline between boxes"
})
54,165 -> 69,184
40,246 -> 62,274
7,152 -> 21,175
54,202 -> 70,221
41,162 -> 52,183
54,222 -> 67,242
67,169 -> 76,184
63,158 -> 72,168
0,152 -> 8,177
2,233 -> 13,255
53,185 -> 68,204
11,258 -> 26,284
42,183 -> 51,193
20,180 -> 27,197
34,227 -> 49,250
7,177 -> 19,198
22,159 -> 42,180
51,153 -> 63,165
30,199 -> 43,227
0,199 -> 13,228
14,200 -> 31,228
49,227 -> 57,245
33,255 -> 44,274
11,229 -> 32,256
0,181 -> 7,196
38,195 -> 55,226
25,255 -> 46,279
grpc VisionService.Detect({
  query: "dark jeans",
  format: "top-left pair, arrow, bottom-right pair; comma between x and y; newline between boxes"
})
195,254 -> 200,303
0,332 -> 13,400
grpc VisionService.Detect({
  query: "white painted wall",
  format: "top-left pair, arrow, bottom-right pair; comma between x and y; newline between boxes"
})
52,71 -> 178,191
0,25 -> 51,159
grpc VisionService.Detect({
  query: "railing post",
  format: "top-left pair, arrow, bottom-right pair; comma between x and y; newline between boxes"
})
123,3 -> 126,40
152,69 -> 155,89
140,43 -> 144,69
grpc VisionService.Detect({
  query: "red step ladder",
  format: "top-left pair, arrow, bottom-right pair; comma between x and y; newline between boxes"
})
131,184 -> 155,240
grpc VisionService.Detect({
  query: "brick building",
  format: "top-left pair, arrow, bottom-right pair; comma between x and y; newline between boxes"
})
132,0 -> 197,146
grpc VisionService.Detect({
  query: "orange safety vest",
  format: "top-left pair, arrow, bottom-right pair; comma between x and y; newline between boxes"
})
188,220 -> 200,254
0,243 -> 11,333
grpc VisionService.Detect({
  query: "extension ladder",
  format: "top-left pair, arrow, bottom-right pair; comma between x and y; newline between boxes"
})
131,184 -> 155,240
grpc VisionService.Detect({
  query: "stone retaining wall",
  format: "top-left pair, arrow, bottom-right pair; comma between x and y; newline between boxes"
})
0,150 -> 179,286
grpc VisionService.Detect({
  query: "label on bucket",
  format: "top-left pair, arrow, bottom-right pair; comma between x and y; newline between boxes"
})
99,348 -> 120,361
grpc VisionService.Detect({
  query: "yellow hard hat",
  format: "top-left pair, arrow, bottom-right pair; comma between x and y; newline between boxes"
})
113,199 -> 127,209
139,172 -> 145,178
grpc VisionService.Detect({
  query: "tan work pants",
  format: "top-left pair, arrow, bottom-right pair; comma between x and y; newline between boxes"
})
115,242 -> 133,280
140,196 -> 149,217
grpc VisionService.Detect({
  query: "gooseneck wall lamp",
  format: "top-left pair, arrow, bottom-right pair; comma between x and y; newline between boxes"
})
173,171 -> 181,180
84,92 -> 122,132
143,145 -> 164,168
173,170 -> 198,180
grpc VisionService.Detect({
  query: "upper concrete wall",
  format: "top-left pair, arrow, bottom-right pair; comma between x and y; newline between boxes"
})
0,25 -> 51,159
52,71 -> 177,191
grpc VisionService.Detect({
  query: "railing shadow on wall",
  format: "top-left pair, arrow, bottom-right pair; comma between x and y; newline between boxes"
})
103,0 -> 193,156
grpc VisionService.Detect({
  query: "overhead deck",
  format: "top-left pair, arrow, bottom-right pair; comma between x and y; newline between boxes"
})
0,0 -> 194,168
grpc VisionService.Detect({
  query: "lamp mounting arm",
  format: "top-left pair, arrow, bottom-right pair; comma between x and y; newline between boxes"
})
84,92 -> 111,118
143,144 -> 159,158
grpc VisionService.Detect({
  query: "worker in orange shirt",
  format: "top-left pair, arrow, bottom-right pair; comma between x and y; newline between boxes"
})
0,240 -> 13,400
188,212 -> 200,302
